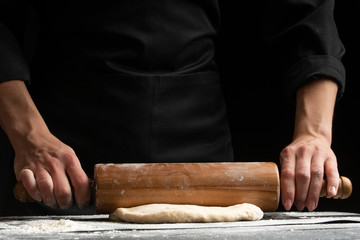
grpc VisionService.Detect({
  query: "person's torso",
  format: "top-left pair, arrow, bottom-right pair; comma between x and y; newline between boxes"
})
28,0 -> 233,173
31,0 -> 220,75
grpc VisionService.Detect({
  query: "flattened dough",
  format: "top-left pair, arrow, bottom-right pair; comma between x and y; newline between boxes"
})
109,203 -> 263,223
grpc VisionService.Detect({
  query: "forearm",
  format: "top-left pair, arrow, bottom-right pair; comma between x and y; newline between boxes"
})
280,78 -> 340,211
293,79 -> 338,145
0,80 -> 49,148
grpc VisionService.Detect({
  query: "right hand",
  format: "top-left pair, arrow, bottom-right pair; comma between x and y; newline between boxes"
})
13,130 -> 90,209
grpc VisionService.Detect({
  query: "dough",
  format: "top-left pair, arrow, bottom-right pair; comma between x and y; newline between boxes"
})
109,203 -> 263,223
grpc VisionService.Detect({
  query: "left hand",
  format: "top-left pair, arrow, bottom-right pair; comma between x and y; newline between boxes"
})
280,135 -> 339,212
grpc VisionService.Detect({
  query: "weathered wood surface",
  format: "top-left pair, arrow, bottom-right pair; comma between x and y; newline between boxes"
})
95,162 -> 280,213
1,212 -> 360,239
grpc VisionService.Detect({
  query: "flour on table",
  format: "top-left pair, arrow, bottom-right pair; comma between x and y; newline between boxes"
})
0,219 -> 85,234
110,203 -> 263,223
19,219 -> 81,233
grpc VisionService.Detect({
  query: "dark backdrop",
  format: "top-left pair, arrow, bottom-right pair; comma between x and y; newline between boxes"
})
1,1 -> 358,214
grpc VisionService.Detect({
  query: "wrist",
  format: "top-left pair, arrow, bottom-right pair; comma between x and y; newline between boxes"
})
5,113 -> 50,150
293,79 -> 337,146
293,120 -> 332,146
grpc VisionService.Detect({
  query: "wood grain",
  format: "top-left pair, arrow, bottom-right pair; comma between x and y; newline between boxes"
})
94,162 -> 280,213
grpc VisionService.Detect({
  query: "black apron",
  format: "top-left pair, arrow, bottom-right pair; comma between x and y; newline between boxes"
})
32,70 -> 234,173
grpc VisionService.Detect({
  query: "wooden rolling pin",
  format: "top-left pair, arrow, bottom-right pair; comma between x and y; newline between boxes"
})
14,162 -> 352,213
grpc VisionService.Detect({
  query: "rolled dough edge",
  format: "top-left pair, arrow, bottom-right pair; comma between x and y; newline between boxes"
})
109,203 -> 264,223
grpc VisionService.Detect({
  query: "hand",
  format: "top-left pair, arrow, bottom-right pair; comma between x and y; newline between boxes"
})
13,130 -> 90,210
280,135 -> 339,212
0,80 -> 90,210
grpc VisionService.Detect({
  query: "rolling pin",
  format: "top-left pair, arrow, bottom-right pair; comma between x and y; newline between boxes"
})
14,162 -> 352,213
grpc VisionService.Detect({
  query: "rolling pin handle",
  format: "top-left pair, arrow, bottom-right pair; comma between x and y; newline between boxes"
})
14,181 -> 35,203
320,176 -> 352,199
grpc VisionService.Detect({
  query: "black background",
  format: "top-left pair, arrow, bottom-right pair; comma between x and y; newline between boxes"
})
217,1 -> 359,212
1,1 -> 358,214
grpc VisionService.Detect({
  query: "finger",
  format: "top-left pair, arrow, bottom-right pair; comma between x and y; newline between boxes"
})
20,169 -> 42,202
294,147 -> 312,211
64,154 -> 90,209
43,152 -> 74,209
51,171 -> 73,209
324,156 -> 339,197
35,169 -> 57,207
280,147 -> 296,211
305,154 -> 324,212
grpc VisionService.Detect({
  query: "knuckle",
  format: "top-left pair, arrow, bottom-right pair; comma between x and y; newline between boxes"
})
297,145 -> 311,155
296,170 -> 310,181
72,175 -> 89,189
55,184 -> 71,196
40,152 -> 59,169
45,161 -> 62,175
45,152 -> 78,174
34,149 -> 51,162
37,178 -> 52,192
326,155 -> 338,166
311,169 -> 323,180
281,169 -> 295,179
314,145 -> 321,151
61,151 -> 78,166
280,146 -> 294,158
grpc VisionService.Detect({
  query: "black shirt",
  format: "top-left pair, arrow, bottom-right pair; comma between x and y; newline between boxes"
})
0,0 -> 345,99
31,0 -> 219,75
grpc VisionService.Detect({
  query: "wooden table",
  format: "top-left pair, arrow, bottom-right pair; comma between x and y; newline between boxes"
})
1,212 -> 360,239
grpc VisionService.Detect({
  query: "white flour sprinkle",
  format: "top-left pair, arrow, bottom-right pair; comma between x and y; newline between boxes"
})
20,219 -> 81,233
0,219 -> 88,234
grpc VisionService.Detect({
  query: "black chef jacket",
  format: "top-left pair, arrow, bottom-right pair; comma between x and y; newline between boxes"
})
0,0 -> 346,215
0,0 -> 345,95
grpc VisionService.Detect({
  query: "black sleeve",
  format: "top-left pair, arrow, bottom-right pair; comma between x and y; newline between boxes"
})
0,0 -> 30,83
263,0 -> 345,100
